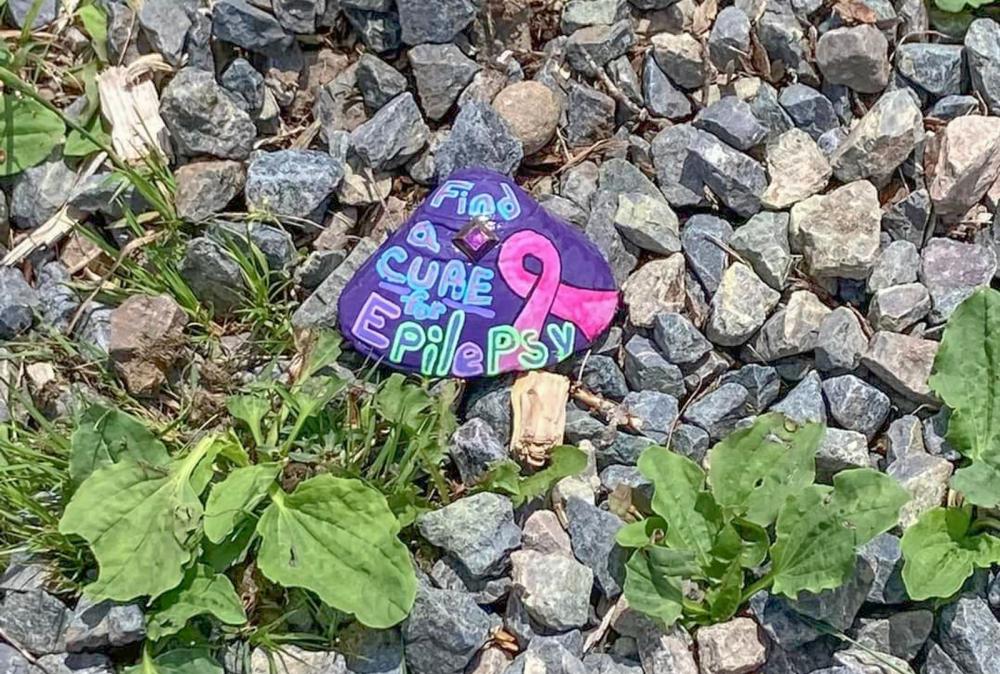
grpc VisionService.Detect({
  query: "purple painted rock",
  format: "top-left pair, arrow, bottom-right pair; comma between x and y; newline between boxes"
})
337,168 -> 619,378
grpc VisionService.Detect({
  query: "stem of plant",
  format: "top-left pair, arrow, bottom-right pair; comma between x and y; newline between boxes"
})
740,572 -> 775,604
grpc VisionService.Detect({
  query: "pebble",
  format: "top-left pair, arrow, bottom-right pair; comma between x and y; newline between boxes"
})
682,214 -> 734,295
211,0 -> 293,54
137,0 -> 192,66
179,238 -> 246,315
862,331 -> 938,404
868,240 -> 920,293
509,550 -> 593,631
642,54 -> 693,119
791,557 -> 874,634
719,364 -> 782,413
816,25 -> 890,93
622,255 -> 686,328
434,100 -> 524,180
886,415 -> 925,464
356,53 -> 409,113
0,590 -> 68,655
522,510 -> 573,557
929,115 -> 1000,217
160,68 -> 257,160
771,371 -> 827,425
867,283 -> 931,332
409,43 -> 480,121
854,610 -> 933,662
882,188 -> 931,248
564,497 -> 626,598
10,156 -> 76,230
821,375 -> 890,440
7,0 -> 58,28
937,595 -> 1000,674
622,390 -> 680,444
689,131 -> 768,217
748,290 -> 831,361
64,598 -> 144,652
564,83 -> 617,147
653,312 -> 712,366
706,262 -> 781,347
507,639 -> 587,674
708,6 -> 751,72
637,629 -> 699,674
492,81 -> 562,155
402,584 -> 494,674
858,534 -> 907,605
789,180 -> 882,279
623,335 -> 686,398
292,238 -> 378,329
350,93 -> 430,171
694,97 -> 767,151
924,641 -> 966,674
448,418 -> 507,485
0,268 -> 38,339
580,355 -> 629,401
397,0 -> 476,44
887,452 -> 953,529
561,0 -> 630,33
762,128 -> 831,208
816,428 -> 871,482
651,124 -> 711,208
173,160 -> 246,222
919,237 -> 998,323
651,32 -> 707,89
613,192 -> 681,255
682,382 -> 751,440
729,212 -> 792,289
779,83 -> 839,140
342,9 -> 402,53
965,18 -> 1000,116
695,618 -> 768,674
416,493 -> 521,578
895,43 -> 967,98
830,89 -> 924,187
565,20 -> 635,77
245,150 -> 343,223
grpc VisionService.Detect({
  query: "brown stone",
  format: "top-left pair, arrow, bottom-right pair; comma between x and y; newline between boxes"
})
861,331 -> 938,404
108,294 -> 188,396
174,160 -> 246,222
623,254 -> 687,328
929,115 -> 1000,216
492,81 -> 562,155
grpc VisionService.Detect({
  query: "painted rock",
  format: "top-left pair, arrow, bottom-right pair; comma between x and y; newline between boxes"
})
337,168 -> 619,378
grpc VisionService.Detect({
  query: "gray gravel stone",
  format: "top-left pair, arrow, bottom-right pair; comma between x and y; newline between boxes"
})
816,25 -> 890,93
965,19 -> 1000,116
749,81 -> 795,141
792,556 -> 874,634
7,0 -> 58,28
35,653 -> 114,674
651,124 -> 710,208
36,261 -> 78,332
510,550 -> 593,631
868,240 -> 920,293
402,584 -> 493,674
888,452 -> 953,529
719,364 -> 781,413
613,192 -> 680,255
622,391 -> 679,444
180,237 -> 246,315
174,160 -> 246,223
583,653 -> 642,674
434,100 -> 523,179
816,428 -> 870,482
565,20 -> 634,77
636,628 -> 698,674
292,238 -> 377,329
623,336 -> 685,398
137,0 -> 191,66
682,214 -> 734,295
706,262 -> 781,346
928,115 -> 1000,217
919,237 -> 997,323
10,155 -> 76,230
212,0 -> 292,54
64,598 -> 144,652
771,371 -> 827,425
342,8 -> 402,53
757,6 -> 816,83
762,128 -> 831,209
821,375 -> 890,440
896,43 -> 967,98
417,493 -> 520,578
689,131 -> 768,217
651,32 -> 706,90
694,96 -> 767,151
708,6 -> 751,72
779,83 -> 839,140
522,510 -> 572,557
862,331 -> 938,404
747,290 -> 831,361
507,639 -> 587,674
564,83 -> 617,147
683,382 -> 751,441
642,54 -> 692,119
886,415 -> 925,464
350,93 -> 429,171
883,189 -> 931,248
397,0 -> 477,44
789,180 -> 881,279
565,497 -> 626,598
356,54 -> 409,112
448,418 -> 507,485
858,533 -> 907,605
561,0 -> 630,33
855,610 -> 933,662
924,641 -> 965,674
730,212 -> 792,290
409,43 -> 480,121
0,268 -> 38,339
0,590 -> 68,655
868,283 -> 931,332
579,354 -> 629,402
937,595 -> 1000,674
830,89 -> 924,187
652,312 -> 712,366
696,618 -> 768,674
160,68 -> 256,160
245,150 -> 343,222
929,94 -> 980,120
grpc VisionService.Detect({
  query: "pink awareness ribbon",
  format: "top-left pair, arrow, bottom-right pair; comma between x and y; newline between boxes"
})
497,230 -> 619,369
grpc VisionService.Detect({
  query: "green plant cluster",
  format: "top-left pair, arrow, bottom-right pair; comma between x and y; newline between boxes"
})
901,288 -> 1000,600
619,414 -> 909,627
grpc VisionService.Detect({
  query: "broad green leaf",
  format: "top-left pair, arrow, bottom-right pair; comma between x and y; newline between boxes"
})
707,559 -> 743,622
77,3 -> 109,63
256,474 -> 416,628
59,441 -> 215,600
706,523 -> 742,580
516,445 -> 587,505
770,469 -> 908,597
928,288 -> 1000,465
65,110 -> 110,157
616,517 -> 667,548
0,95 -> 65,176
227,395 -> 270,447
951,460 -> 1000,508
147,565 -> 246,640
204,463 -> 280,544
375,374 -> 433,431
69,404 -> 169,485
622,548 -> 684,628
901,507 -> 1000,600
707,414 -> 824,527
645,546 -> 701,577
202,518 -> 256,573
124,649 -> 222,674
638,446 -> 724,568
733,518 -> 770,569
299,330 -> 342,380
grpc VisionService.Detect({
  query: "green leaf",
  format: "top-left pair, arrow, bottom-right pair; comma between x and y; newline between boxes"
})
0,94 -> 65,176
227,395 -> 270,447
707,414 -> 824,527
951,460 -> 1000,508
147,565 -> 246,641
770,469 -> 908,597
638,446 -> 724,569
124,650 -> 222,674
622,548 -> 684,628
516,445 -> 588,506
203,463 -> 280,544
65,109 -> 110,157
77,3 -> 109,63
901,507 -> 1000,600
375,374 -> 433,432
616,517 -> 667,549
300,330 -> 343,380
255,474 -> 416,628
645,546 -> 702,577
69,405 -> 170,485
707,559 -> 743,622
201,518 -> 256,574
928,288 -> 1000,506
59,441 -> 215,601
733,518 -> 770,569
